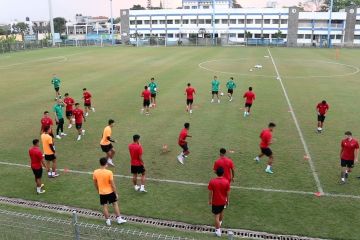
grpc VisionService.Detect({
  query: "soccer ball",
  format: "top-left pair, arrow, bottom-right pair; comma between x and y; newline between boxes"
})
220,92 -> 224,96
154,88 -> 157,91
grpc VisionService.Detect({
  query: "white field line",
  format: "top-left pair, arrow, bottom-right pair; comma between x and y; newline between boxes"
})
267,48 -> 324,195
2,160 -> 360,199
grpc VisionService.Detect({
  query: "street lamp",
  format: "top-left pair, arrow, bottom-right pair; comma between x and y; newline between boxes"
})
48,0 -> 55,46
110,0 -> 114,45
327,0 -> 334,48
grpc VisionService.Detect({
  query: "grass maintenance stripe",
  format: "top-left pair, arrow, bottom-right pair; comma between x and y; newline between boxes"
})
267,48 -> 324,195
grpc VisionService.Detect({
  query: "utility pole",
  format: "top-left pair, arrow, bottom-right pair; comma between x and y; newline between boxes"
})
48,0 -> 55,46
212,0 -> 216,45
327,0 -> 334,48
110,0 -> 114,45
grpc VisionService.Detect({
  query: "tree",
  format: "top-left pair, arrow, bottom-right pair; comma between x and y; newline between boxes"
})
53,17 -> 67,33
114,17 -> 121,24
233,0 -> 242,8
273,30 -> 283,39
0,25 -> 11,36
12,22 -> 30,39
32,22 -> 50,34
322,0 -> 360,12
130,4 -> 146,10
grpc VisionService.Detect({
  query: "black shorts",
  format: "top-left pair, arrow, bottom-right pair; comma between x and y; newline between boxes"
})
186,99 -> 193,105
32,168 -> 43,179
341,159 -> 354,168
245,103 -> 252,108
261,148 -> 273,157
212,205 -> 225,215
54,87 -> 60,92
76,123 -> 82,129
66,111 -> 73,117
317,114 -> 325,122
143,99 -> 150,107
228,89 -> 233,94
44,154 -> 56,161
151,93 -> 156,98
99,192 -> 117,205
131,165 -> 146,174
179,143 -> 189,152
101,144 -> 113,153
84,103 -> 91,107
56,118 -> 64,125
212,91 -> 219,95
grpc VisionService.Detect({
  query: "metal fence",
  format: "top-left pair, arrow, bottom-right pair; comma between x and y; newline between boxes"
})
0,209 -> 197,240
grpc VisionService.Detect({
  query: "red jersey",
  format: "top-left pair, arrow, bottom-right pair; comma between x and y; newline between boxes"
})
186,87 -> 196,100
83,91 -> 92,104
29,146 -> 43,169
129,143 -> 143,166
213,157 -> 234,183
142,90 -> 151,100
243,91 -> 256,104
208,177 -> 230,206
260,128 -> 272,148
63,97 -> 75,111
72,108 -> 84,124
41,116 -> 53,130
316,103 -> 329,115
178,128 -> 189,145
341,138 -> 359,161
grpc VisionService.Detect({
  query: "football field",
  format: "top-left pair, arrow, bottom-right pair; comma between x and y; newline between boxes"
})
0,46 -> 360,239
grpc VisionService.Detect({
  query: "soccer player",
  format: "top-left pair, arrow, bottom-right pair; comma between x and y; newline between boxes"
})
128,134 -> 147,192
93,157 -> 127,226
185,83 -> 196,114
29,139 -> 46,194
226,77 -> 236,102
41,126 -> 59,178
51,74 -> 61,100
213,148 -> 235,184
177,122 -> 192,164
83,88 -> 95,117
72,103 -> 86,141
243,87 -> 256,117
340,131 -> 359,184
63,93 -> 75,129
53,99 -> 66,139
316,100 -> 329,133
100,119 -> 116,166
141,86 -> 151,115
148,77 -> 158,107
40,111 -> 54,137
254,122 -> 276,174
208,167 -> 230,237
211,76 -> 221,103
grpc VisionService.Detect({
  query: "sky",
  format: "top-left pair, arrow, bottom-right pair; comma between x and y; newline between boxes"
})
0,0 -> 307,23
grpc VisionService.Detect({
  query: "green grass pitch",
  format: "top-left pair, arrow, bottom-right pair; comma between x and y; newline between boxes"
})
0,46 -> 360,239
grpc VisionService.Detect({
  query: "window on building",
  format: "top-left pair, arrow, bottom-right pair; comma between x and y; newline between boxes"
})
281,19 -> 288,24
175,19 -> 180,24
246,19 -> 253,24
222,19 -> 228,24
281,34 -> 287,38
206,19 -> 212,24
238,33 -> 244,38
203,6 -> 210,9
137,20 -> 142,25
167,33 -> 174,38
330,35 -> 335,39
167,20 -> 173,24
255,34 -> 262,38
272,19 -> 279,24
159,20 -> 166,24
184,6 -> 190,9
192,6 -> 197,9
182,19 -> 189,24
160,33 -> 166,37
145,34 -> 151,37
238,19 -> 245,24
191,19 -> 197,24
152,20 -> 158,25
336,35 -> 342,40
305,34 -> 312,39
356,20 -> 360,25
264,19 -> 271,24
198,19 -> 205,24
215,19 -> 220,24
229,19 -> 236,24
181,33 -> 188,38
255,19 -> 262,24
175,33 -> 180,38
229,33 -> 236,38
354,35 -> 360,40
144,20 -> 150,25
297,34 -> 304,39
130,20 -> 136,25
263,34 -> 270,38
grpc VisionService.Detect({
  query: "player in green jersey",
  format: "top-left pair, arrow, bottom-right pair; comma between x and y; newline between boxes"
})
211,76 -> 221,103
51,74 -> 61,100
226,77 -> 236,102
148,77 -> 158,108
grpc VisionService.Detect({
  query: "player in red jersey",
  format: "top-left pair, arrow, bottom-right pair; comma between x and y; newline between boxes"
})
40,111 -> 54,137
340,131 -> 359,184
185,83 -> 196,114
254,122 -> 276,174
213,148 -> 235,184
29,139 -> 46,194
83,88 -> 95,117
141,86 -> 151,115
243,87 -> 256,117
316,100 -> 329,133
129,134 -> 147,192
72,103 -> 86,141
63,93 -> 75,129
177,122 -> 192,164
208,167 -> 230,237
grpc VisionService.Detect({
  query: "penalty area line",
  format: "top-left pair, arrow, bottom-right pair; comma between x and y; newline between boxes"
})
1,161 -> 359,199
